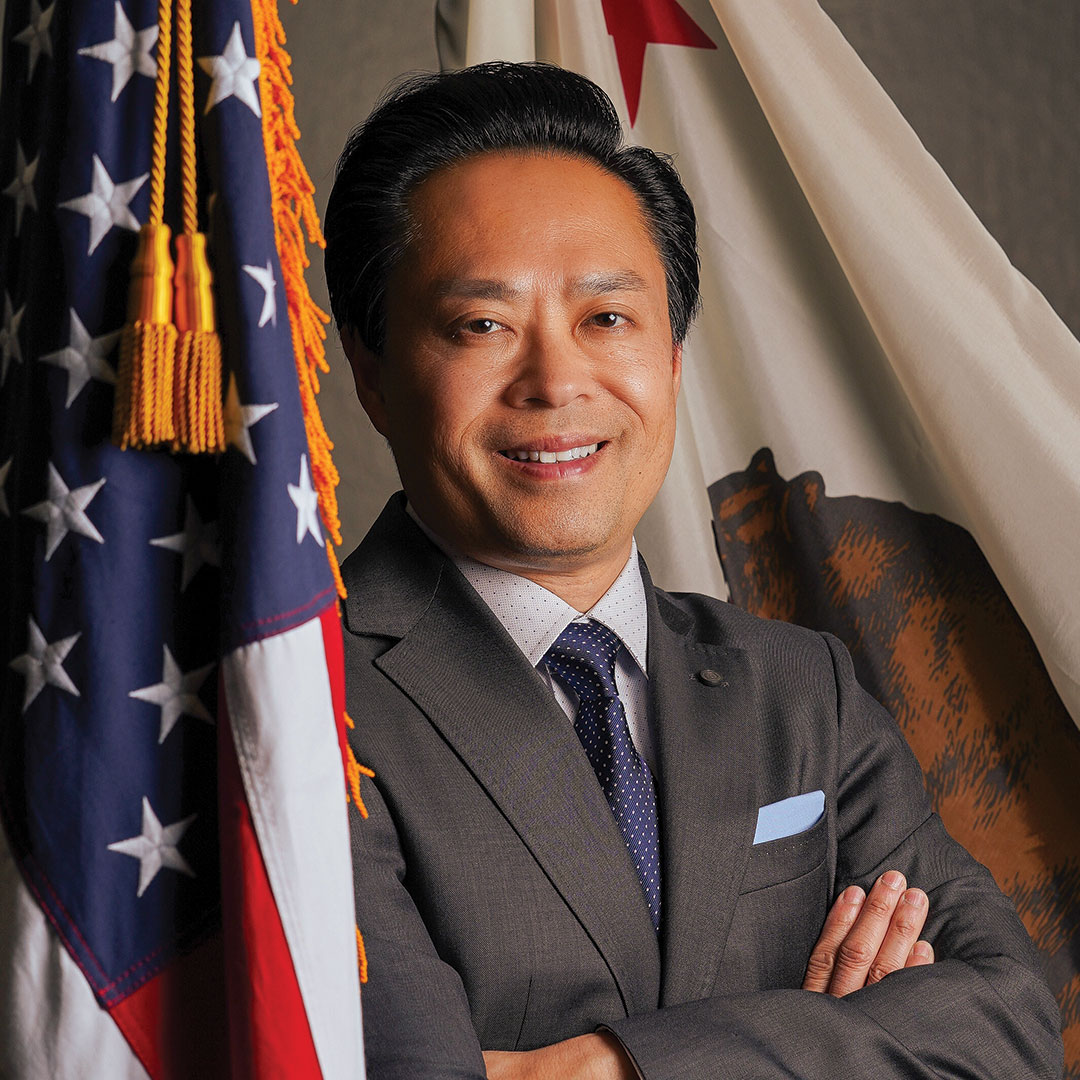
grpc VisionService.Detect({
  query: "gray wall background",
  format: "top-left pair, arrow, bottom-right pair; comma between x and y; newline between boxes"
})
279,1 -> 1079,552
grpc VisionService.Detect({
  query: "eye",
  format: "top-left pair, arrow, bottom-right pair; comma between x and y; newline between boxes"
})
457,317 -> 503,336
589,312 -> 628,329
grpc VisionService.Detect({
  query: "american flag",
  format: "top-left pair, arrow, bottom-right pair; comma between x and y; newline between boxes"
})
0,1 -> 363,1075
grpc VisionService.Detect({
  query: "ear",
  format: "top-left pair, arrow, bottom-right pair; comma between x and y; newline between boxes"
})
671,341 -> 683,396
340,325 -> 390,437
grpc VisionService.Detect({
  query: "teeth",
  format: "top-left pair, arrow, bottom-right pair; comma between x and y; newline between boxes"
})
503,443 -> 599,462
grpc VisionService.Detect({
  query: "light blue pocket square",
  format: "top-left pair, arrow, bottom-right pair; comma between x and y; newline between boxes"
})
753,790 -> 825,845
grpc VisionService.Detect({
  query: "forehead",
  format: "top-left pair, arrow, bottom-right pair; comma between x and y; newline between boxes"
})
394,151 -> 663,291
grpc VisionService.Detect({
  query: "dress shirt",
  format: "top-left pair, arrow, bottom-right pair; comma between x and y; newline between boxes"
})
406,505 -> 656,775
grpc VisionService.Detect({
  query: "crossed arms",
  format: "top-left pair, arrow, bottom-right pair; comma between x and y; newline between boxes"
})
485,868 -> 936,1079
486,868 -> 941,1080
346,620 -> 1063,1079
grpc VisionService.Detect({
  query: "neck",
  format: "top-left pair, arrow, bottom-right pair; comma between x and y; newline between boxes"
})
474,548 -> 632,612
403,503 -> 634,610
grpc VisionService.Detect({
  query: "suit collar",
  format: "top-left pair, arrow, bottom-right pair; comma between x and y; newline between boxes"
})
341,493 -> 442,640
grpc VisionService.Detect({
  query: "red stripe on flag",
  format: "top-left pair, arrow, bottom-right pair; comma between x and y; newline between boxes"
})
108,932 -> 229,1080
217,673 -> 323,1080
318,603 -> 350,780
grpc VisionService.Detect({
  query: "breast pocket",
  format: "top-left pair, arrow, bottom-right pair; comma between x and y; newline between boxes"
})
717,814 -> 832,992
740,812 -> 829,894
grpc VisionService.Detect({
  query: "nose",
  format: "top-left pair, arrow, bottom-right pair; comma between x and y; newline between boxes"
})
504,327 -> 590,410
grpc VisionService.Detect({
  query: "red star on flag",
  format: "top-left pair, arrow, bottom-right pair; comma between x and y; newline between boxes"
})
601,0 -> 717,125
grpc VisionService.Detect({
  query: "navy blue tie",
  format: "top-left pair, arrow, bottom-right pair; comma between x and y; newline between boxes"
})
544,620 -> 661,931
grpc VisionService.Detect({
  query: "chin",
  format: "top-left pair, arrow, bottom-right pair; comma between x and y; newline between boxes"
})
489,507 -> 617,563
502,535 -> 604,562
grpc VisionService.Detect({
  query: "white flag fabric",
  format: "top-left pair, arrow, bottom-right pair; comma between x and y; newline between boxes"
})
438,0 -> 1080,723
435,0 -> 1080,1068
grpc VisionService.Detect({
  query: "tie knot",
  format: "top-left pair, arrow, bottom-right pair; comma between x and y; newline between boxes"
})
543,619 -> 622,701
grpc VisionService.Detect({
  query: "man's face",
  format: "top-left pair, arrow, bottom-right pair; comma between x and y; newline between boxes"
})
348,151 -> 682,576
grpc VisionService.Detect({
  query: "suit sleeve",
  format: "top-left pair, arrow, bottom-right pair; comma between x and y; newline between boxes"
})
350,771 -> 487,1080
605,633 -> 1064,1080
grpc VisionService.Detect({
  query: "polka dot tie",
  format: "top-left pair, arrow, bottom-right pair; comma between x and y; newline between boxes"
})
544,620 -> 661,931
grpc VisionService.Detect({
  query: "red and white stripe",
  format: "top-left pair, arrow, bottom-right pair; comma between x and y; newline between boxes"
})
0,604 -> 363,1079
219,604 -> 363,1080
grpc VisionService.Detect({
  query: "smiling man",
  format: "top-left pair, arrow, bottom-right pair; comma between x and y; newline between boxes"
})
323,63 -> 1061,1080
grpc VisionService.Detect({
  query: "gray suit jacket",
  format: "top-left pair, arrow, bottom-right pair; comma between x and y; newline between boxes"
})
342,495 -> 1062,1079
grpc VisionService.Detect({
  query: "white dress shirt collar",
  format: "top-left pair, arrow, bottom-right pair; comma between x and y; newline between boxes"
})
405,504 -> 648,676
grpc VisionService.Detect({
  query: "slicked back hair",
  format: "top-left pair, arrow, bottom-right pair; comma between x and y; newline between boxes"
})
324,61 -> 700,354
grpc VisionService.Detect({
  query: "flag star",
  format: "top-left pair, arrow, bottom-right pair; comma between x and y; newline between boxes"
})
129,644 -> 214,743
40,309 -> 119,407
107,797 -> 196,898
601,0 -> 716,126
13,0 -> 56,82
150,496 -> 220,590
241,261 -> 277,327
1,292 -> 26,385
198,22 -> 261,117
9,616 -> 80,711
22,462 -> 106,561
58,154 -> 147,256
78,1 -> 158,103
223,371 -> 278,464
288,454 -> 324,547
3,142 -> 39,235
0,458 -> 10,516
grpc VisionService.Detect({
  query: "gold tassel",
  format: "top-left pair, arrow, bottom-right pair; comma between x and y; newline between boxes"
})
173,233 -> 225,453
113,224 -> 179,449
111,0 -> 177,451
168,0 -> 225,455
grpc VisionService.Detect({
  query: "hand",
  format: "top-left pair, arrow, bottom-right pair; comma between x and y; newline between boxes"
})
483,1032 -> 637,1080
802,870 -> 934,996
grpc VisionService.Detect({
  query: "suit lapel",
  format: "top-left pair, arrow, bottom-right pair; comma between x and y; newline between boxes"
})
647,587 -> 760,1007
344,499 -> 661,1016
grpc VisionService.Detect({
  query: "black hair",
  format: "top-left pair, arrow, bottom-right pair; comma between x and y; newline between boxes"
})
323,61 -> 700,353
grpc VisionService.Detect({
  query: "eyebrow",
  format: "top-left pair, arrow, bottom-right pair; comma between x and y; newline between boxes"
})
567,270 -> 649,298
432,279 -> 523,302
432,270 -> 649,303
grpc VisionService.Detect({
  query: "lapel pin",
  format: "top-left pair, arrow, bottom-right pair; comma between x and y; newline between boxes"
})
697,668 -> 727,687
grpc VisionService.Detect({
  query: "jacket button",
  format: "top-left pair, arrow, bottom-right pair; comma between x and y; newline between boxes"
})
698,668 -> 726,686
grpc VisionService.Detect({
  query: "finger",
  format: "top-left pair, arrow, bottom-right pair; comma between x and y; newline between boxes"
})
905,939 -> 934,968
865,888 -> 929,985
481,1050 -> 516,1080
827,870 -> 906,996
802,885 -> 866,991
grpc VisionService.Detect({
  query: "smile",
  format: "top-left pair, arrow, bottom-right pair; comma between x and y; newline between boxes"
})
500,443 -> 600,463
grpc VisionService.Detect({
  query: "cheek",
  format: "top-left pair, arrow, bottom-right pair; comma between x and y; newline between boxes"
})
389,376 -> 490,472
612,356 -> 678,436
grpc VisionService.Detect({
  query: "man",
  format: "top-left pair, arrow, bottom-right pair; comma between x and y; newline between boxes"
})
323,62 -> 1061,1078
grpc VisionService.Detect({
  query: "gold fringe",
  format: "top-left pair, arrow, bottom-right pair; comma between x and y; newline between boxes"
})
342,712 -> 374,818
250,0 -> 344,597
356,926 -> 368,983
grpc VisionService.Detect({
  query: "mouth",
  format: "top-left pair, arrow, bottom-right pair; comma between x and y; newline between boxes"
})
499,442 -> 601,463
